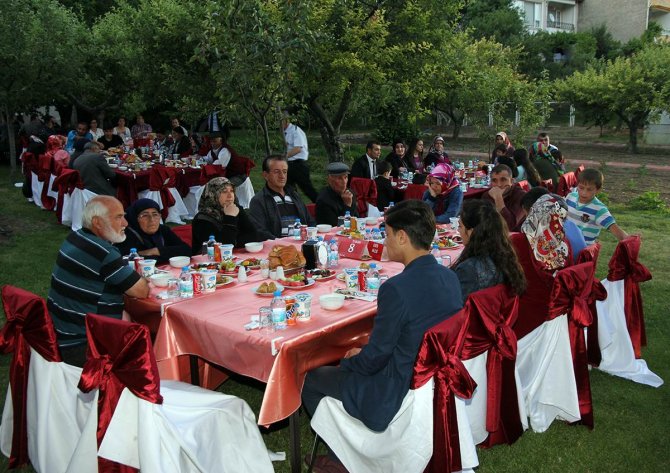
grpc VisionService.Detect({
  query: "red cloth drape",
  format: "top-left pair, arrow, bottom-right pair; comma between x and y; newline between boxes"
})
403,183 -> 426,200
52,169 -> 83,224
0,286 -> 62,468
412,311 -> 475,473
459,285 -> 522,447
576,243 -> 608,366
147,167 -> 177,220
20,152 -> 38,195
349,177 -> 378,218
37,153 -> 56,210
199,164 -> 226,185
606,236 -> 652,359
78,314 -> 163,473
548,263 -> 597,428
557,172 -> 578,197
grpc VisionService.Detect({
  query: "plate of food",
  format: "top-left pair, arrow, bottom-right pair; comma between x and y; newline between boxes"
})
437,236 -> 463,250
253,282 -> 284,296
281,274 -> 316,289
358,262 -> 382,271
219,260 -> 240,274
216,274 -> 235,288
336,230 -> 365,240
238,258 -> 262,270
308,269 -> 337,281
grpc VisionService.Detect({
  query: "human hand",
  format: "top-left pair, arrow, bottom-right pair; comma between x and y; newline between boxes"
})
223,202 -> 239,217
344,347 -> 361,358
342,189 -> 354,208
138,248 -> 160,257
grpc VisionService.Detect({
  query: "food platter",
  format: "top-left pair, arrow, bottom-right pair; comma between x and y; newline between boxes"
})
216,275 -> 235,288
252,282 -> 284,296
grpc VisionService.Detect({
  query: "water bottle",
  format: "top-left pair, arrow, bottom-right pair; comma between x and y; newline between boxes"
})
271,291 -> 287,330
179,266 -> 194,298
206,235 -> 216,260
364,229 -> 372,240
372,228 -> 382,241
343,211 -> 351,230
328,239 -> 339,269
388,201 -> 395,209
292,218 -> 302,240
127,248 -> 140,269
365,263 -> 381,295
431,244 -> 441,264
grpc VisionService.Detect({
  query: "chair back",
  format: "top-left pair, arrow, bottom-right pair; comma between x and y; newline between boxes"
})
148,167 -> 178,219
172,224 -> 193,248
403,183 -> 426,200
517,180 -> 530,191
459,285 -> 523,447
0,286 -> 62,468
349,177 -> 378,218
557,171 -> 577,197
306,203 -> 316,219
540,179 -> 554,192
52,169 -> 83,224
78,314 -> 163,472
412,311 -> 474,473
606,236 -> 651,358
574,164 -> 585,178
548,262 -> 598,428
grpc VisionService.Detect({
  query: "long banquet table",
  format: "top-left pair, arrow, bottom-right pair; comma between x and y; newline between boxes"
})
114,165 -> 202,208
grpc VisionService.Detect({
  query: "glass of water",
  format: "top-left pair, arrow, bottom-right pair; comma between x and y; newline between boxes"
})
259,306 -> 274,335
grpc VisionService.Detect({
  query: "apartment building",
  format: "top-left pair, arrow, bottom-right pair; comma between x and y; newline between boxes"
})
578,0 -> 670,42
513,0 -> 579,33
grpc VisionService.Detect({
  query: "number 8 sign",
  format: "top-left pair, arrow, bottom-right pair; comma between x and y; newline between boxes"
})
337,238 -> 367,259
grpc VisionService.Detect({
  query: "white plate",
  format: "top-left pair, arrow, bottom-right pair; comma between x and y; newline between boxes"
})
281,278 -> 315,290
252,283 -> 285,296
357,263 -> 382,271
216,276 -> 235,288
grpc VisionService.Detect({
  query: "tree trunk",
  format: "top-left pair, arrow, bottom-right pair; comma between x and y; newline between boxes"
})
452,121 -> 462,139
628,125 -> 638,153
306,99 -> 344,163
260,114 -> 271,156
3,106 -> 18,177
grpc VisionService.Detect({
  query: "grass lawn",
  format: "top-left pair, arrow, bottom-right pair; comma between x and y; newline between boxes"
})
0,129 -> 668,472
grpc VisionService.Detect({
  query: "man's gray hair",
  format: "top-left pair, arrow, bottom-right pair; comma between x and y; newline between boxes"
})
82,195 -> 116,229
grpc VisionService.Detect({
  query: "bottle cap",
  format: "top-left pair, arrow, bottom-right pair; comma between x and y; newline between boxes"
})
273,290 -> 282,297
182,266 -> 189,271
369,263 -> 376,269
130,248 -> 137,252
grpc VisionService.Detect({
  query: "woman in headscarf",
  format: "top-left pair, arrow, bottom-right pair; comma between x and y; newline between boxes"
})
45,134 -> 71,175
191,177 -> 257,254
423,135 -> 451,170
513,148 -> 541,187
529,141 -> 561,188
521,193 -> 571,271
422,163 -> 463,224
115,198 -> 191,263
384,139 -> 413,178
490,131 -> 515,163
452,199 -> 526,302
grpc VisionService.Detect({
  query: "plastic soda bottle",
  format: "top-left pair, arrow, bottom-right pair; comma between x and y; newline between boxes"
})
127,248 -> 141,270
179,266 -> 194,298
431,244 -> 441,264
271,291 -> 287,330
206,235 -> 216,261
293,219 -> 302,240
365,263 -> 381,295
343,211 -> 351,230
328,239 -> 339,269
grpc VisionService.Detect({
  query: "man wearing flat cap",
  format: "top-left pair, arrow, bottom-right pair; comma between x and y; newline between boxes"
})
72,141 -> 117,196
315,162 -> 359,226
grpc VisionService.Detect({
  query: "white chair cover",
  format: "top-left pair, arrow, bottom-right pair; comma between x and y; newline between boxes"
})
30,171 -> 44,208
596,279 -> 663,387
60,192 -> 73,227
137,189 -> 189,225
516,314 -> 581,432
183,185 -> 205,219
69,188 -> 98,231
0,348 -> 97,473
310,378 -> 434,473
98,380 -> 274,473
47,174 -> 58,203
460,352 -> 528,446
235,177 -> 255,209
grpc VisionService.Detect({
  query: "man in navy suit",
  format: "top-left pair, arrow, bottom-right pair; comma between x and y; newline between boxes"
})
302,199 -> 463,472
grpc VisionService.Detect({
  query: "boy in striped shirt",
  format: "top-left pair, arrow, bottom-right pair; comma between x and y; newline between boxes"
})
566,168 -> 628,243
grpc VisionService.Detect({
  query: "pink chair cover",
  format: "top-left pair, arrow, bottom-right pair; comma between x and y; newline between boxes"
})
606,236 -> 652,359
0,286 -> 62,468
78,314 -> 163,473
349,177 -> 378,217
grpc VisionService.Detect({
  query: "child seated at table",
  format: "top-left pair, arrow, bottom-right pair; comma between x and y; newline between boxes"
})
566,168 -> 628,244
374,161 -> 395,212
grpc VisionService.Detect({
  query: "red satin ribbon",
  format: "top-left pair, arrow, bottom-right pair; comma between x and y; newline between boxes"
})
576,243 -> 607,366
52,169 -> 83,224
37,154 -> 56,211
148,167 -> 178,220
78,314 -> 163,473
549,262 -> 596,428
412,312 -> 476,473
607,236 -> 652,358
199,164 -> 225,185
0,286 -> 62,468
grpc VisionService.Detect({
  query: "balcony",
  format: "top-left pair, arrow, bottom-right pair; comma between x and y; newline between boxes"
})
650,0 -> 670,13
547,20 -> 575,31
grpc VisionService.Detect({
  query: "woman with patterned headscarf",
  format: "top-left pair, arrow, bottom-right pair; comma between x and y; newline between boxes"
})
530,141 -> 561,188
191,177 -> 257,254
423,135 -> 451,170
45,134 -> 71,174
491,131 -> 515,163
422,163 -> 463,223
521,193 -> 571,271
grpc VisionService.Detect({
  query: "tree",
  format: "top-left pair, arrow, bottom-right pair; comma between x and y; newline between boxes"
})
558,44 -> 670,152
0,0 -> 86,175
459,0 -> 526,47
519,30 -> 598,81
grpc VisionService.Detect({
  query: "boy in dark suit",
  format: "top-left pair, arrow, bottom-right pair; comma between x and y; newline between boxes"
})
374,160 -> 395,212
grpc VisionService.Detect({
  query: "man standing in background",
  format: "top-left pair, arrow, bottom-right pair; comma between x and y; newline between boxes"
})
283,112 -> 318,202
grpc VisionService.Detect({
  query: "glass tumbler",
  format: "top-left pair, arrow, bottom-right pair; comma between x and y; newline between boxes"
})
259,306 -> 274,335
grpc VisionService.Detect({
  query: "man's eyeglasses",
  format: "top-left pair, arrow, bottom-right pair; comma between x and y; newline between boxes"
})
138,212 -> 161,220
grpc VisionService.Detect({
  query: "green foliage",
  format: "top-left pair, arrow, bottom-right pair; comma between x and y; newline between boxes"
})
460,0 -> 526,46
629,191 -> 669,214
596,191 -> 610,206
519,30 -> 599,81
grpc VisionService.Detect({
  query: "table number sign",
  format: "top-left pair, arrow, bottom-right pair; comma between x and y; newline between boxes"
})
367,241 -> 384,261
337,238 -> 368,260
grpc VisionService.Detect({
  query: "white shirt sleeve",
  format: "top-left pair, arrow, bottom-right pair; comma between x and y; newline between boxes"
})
213,148 -> 231,167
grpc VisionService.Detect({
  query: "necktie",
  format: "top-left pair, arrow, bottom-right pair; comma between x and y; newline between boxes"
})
372,159 -> 376,179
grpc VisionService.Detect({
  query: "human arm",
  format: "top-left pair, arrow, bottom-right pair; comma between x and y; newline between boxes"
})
608,223 -> 629,241
125,277 -> 150,298
286,146 -> 303,158
102,250 -> 150,299
248,195 -> 279,240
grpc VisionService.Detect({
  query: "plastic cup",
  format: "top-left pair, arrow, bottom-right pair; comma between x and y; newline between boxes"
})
307,227 -> 318,240
344,268 -> 358,289
449,217 -> 459,230
200,269 -> 217,293
259,306 -> 274,335
220,244 -> 234,259
295,293 -> 312,321
441,255 -> 452,267
140,259 -> 156,277
167,278 -> 180,298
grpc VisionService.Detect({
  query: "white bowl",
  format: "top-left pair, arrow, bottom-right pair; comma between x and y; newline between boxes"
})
109,163 -> 118,169
245,242 -> 263,253
150,273 -> 171,287
319,293 -> 345,311
169,256 -> 191,268
316,224 -> 332,233
365,217 -> 378,226
118,166 -> 128,171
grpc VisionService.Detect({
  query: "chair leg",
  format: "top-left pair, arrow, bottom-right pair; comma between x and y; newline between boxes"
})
306,434 -> 322,473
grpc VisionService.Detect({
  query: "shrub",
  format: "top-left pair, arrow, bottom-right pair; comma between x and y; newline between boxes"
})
629,191 -> 669,214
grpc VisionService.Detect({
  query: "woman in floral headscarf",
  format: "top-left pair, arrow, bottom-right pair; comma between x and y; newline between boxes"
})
423,135 -> 451,170
46,135 -> 71,174
530,141 -> 561,188
191,177 -> 257,254
422,163 -> 463,223
521,193 -> 570,271
490,131 -> 515,163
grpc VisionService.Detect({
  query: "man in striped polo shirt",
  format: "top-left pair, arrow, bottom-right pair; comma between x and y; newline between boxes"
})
566,168 -> 628,244
47,195 -> 150,366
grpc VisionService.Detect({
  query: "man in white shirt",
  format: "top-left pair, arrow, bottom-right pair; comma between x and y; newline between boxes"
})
283,114 -> 318,202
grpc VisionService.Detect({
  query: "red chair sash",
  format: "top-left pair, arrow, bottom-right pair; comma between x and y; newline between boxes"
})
548,262 -> 596,428
557,171 -> 577,197
78,314 -> 163,473
349,177 -> 378,217
606,236 -> 651,358
576,243 -> 607,366
412,311 -> 475,473
199,164 -> 226,185
459,285 -> 522,447
52,169 -> 83,224
20,152 -> 38,190
0,286 -> 62,468
402,183 -> 426,200
224,144 -> 255,177
37,154 -> 56,210
148,167 -> 177,219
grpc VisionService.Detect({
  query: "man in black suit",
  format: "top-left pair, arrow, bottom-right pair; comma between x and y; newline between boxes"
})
302,200 -> 463,471
350,140 -> 381,180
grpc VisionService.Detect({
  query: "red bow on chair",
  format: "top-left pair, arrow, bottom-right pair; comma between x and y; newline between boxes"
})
607,236 -> 652,359
412,311 -> 476,473
52,169 -> 83,224
576,243 -> 608,366
460,285 -> 522,447
37,153 -> 56,210
78,314 -> 163,473
199,164 -> 225,185
0,286 -> 62,468
148,167 -> 177,220
549,262 -> 596,428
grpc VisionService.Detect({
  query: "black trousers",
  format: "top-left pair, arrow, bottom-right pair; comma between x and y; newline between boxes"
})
302,365 -> 347,417
287,159 -> 319,203
59,343 -> 88,367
